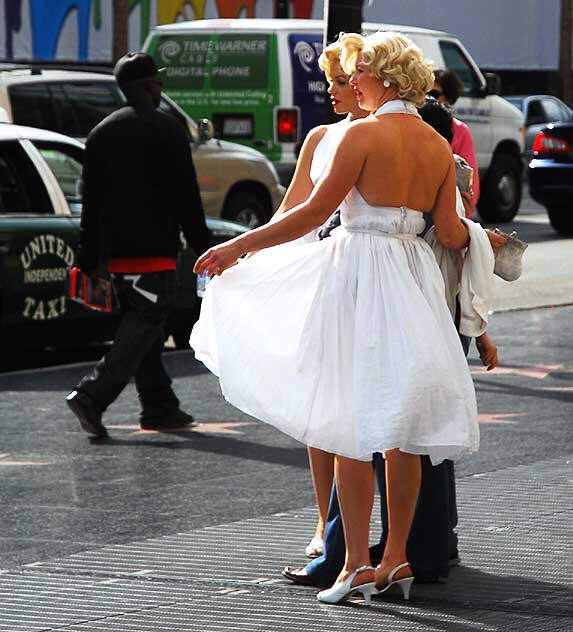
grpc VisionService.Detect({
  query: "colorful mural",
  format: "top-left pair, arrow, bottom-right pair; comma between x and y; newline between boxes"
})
1,0 -> 318,61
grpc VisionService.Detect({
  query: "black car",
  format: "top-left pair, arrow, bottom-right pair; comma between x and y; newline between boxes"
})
528,122 -> 573,236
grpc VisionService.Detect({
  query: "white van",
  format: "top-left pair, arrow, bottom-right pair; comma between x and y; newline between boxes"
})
143,18 -> 525,222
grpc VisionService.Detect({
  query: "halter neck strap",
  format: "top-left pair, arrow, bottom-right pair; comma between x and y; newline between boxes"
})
373,99 -> 420,118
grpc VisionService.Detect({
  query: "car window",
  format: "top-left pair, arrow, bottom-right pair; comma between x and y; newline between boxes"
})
438,41 -> 480,95
9,83 -> 59,131
526,100 -> 548,126
33,142 -> 84,214
541,98 -> 564,122
0,141 -> 52,214
52,82 -> 123,138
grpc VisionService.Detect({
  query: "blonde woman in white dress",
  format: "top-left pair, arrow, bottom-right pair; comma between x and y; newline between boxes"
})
191,31 -> 479,605
271,42 -> 369,560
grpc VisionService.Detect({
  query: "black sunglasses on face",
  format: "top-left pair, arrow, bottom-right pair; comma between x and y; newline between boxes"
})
428,89 -> 443,99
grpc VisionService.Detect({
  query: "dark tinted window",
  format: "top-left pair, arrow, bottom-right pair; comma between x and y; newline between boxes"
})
9,83 -> 58,130
0,141 -> 51,214
59,82 -> 122,137
439,41 -> 480,95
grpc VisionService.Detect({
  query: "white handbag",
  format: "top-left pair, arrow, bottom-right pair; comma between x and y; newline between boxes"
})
492,229 -> 528,281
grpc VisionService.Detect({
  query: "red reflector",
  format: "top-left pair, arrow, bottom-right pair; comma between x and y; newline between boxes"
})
276,109 -> 298,142
532,131 -> 569,154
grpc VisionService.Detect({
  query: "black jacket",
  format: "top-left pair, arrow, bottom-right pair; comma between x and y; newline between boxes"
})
77,104 -> 210,273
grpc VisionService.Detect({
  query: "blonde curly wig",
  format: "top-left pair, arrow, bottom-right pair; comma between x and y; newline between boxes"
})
340,31 -> 434,107
318,40 -> 345,82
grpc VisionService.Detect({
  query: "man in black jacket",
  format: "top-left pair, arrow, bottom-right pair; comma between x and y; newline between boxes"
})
66,52 -> 210,438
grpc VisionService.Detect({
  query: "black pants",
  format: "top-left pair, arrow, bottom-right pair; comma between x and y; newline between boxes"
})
77,270 -> 179,420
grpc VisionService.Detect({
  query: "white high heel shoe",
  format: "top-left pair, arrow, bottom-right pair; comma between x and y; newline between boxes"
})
374,562 -> 414,600
317,565 -> 375,605
305,536 -> 324,558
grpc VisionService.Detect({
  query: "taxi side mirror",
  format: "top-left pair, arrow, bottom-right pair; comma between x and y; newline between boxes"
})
197,119 -> 214,144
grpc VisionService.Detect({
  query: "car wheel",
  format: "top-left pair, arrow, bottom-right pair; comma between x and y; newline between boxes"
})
478,153 -> 522,223
547,205 -> 573,236
224,191 -> 270,228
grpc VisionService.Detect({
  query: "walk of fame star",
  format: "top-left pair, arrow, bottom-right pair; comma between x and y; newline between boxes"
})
477,413 -> 526,424
104,421 -> 256,436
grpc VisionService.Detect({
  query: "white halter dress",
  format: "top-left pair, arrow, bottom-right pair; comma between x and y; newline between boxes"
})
191,100 -> 479,465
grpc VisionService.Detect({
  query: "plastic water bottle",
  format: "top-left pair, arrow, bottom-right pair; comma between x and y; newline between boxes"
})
196,272 -> 209,298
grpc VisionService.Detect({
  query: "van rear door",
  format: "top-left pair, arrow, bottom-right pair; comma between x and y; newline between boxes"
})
147,31 -> 280,160
287,33 -> 328,146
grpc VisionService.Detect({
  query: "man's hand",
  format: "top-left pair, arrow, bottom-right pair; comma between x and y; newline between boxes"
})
484,229 -> 508,252
476,332 -> 498,371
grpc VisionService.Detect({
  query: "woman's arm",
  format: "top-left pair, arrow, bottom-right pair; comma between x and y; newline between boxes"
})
272,125 -> 328,218
194,126 -> 367,275
433,160 -> 470,250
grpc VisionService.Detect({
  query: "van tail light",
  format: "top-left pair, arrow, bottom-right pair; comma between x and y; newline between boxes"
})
276,108 -> 299,143
532,131 -> 569,155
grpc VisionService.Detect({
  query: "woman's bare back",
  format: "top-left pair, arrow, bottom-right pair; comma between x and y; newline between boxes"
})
352,114 -> 452,213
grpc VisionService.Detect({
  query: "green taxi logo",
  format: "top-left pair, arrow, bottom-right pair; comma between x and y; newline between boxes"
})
20,234 -> 75,320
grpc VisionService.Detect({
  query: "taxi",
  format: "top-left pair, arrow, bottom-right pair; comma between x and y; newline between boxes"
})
0,123 -> 247,350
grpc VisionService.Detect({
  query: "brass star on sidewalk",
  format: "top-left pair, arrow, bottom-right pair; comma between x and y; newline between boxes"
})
105,421 -> 256,436
478,413 -> 526,424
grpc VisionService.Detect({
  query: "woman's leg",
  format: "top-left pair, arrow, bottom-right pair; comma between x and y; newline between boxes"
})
375,449 -> 421,586
333,455 -> 375,586
307,447 -> 335,549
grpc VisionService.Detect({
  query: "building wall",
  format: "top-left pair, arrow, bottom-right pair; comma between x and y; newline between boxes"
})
0,0 -> 568,72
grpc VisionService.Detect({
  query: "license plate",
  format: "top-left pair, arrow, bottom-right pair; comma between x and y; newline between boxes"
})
222,116 -> 253,138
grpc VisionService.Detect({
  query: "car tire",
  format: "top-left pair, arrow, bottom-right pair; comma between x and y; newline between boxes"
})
478,153 -> 523,223
547,205 -> 573,236
224,190 -> 270,228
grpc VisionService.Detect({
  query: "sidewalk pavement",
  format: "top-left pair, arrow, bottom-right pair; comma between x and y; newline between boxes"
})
0,305 -> 571,631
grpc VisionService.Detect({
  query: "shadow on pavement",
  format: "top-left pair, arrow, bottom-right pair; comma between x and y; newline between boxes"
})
92,432 -> 311,470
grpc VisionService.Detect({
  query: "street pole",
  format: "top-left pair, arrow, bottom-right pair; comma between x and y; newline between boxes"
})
322,0 -> 363,123
560,0 -> 573,105
275,0 -> 289,18
113,0 -> 129,63
323,0 -> 363,47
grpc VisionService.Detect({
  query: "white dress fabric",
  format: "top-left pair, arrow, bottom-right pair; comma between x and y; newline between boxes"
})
191,100 -> 479,465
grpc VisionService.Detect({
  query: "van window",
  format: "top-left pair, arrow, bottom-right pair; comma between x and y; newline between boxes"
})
439,41 -> 480,95
9,83 -> 59,131
33,142 -> 84,214
0,141 -> 51,214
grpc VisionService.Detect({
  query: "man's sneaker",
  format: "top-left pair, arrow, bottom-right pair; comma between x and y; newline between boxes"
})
66,391 -> 108,438
140,409 -> 195,431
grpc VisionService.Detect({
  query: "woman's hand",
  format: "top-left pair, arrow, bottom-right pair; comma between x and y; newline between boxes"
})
476,332 -> 498,371
193,239 -> 244,276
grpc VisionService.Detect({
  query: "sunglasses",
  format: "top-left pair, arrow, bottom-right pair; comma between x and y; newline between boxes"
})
428,89 -> 443,99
